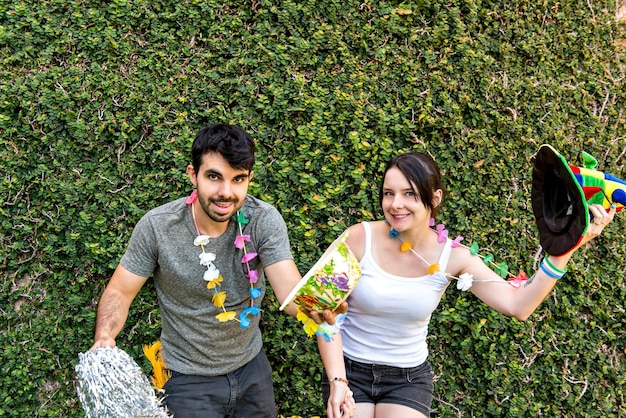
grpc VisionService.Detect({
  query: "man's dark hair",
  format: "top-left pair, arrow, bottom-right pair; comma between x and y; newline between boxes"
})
191,124 -> 256,173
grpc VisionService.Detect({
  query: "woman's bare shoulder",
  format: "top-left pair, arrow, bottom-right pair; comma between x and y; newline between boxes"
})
345,221 -> 388,260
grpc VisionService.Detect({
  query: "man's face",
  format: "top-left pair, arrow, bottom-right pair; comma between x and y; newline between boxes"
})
188,152 -> 253,223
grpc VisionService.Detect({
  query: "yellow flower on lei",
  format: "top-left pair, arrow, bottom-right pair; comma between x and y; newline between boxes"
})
216,311 -> 237,322
296,310 -> 319,336
206,274 -> 223,289
212,291 -> 227,308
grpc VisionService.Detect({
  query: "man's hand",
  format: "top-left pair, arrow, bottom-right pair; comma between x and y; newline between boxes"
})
90,337 -> 116,351
301,301 -> 349,325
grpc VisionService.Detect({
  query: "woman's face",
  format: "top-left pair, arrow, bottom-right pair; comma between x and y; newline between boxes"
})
381,167 -> 440,232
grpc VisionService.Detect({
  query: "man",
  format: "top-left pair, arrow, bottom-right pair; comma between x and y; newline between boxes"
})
91,124 -> 348,417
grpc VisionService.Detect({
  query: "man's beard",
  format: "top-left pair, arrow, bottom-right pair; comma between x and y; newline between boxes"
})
197,197 -> 241,223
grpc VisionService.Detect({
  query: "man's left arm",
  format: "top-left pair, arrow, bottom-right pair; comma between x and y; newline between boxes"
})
264,259 -> 302,317
264,260 -> 347,323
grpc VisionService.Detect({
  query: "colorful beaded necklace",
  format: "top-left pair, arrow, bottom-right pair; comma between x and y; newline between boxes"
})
186,190 -> 261,329
388,219 -> 529,290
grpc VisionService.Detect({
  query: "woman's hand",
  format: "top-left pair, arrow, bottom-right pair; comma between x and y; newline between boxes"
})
327,379 -> 355,418
341,388 -> 356,417
580,203 -> 617,246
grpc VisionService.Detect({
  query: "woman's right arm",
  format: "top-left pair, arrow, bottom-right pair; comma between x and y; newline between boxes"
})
317,334 -> 350,418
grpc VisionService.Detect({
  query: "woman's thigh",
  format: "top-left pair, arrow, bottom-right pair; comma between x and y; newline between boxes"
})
355,402 -> 375,418
375,402 -> 428,418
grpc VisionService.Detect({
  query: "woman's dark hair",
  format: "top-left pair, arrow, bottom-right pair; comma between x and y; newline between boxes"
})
379,152 -> 445,217
191,124 -> 256,173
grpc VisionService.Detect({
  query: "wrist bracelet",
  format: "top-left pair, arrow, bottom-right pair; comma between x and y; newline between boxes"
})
540,257 -> 567,280
332,377 -> 349,385
544,257 -> 567,275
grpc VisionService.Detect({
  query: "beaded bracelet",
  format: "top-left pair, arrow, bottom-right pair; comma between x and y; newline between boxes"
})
540,257 -> 567,280
332,377 -> 349,385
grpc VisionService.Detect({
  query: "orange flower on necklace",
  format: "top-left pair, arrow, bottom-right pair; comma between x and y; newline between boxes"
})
427,263 -> 440,275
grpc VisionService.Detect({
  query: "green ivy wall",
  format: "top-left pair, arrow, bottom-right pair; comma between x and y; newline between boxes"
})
1,0 -> 625,416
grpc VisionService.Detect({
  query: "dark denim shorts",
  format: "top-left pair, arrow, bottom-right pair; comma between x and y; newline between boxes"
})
162,349 -> 278,418
323,356 -> 434,416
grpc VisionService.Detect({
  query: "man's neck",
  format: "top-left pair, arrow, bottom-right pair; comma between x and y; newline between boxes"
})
192,203 -> 231,237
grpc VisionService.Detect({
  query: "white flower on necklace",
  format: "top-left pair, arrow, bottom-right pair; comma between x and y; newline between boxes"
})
194,235 -> 211,246
193,235 -> 221,281
456,272 -> 474,291
198,251 -> 216,266
203,264 -> 221,281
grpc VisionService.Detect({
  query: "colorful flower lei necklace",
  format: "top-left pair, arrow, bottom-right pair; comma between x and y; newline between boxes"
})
186,190 -> 261,329
389,218 -> 529,291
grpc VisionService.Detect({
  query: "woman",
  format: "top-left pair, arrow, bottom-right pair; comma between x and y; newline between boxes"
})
318,151 -> 616,418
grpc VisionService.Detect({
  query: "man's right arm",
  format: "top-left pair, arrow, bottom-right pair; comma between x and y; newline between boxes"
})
91,264 -> 149,350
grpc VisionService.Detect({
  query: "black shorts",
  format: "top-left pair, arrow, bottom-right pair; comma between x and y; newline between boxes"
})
323,356 -> 434,416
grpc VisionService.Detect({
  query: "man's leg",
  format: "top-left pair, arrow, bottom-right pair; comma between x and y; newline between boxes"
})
230,349 -> 278,418
162,371 -> 231,418
162,350 -> 277,418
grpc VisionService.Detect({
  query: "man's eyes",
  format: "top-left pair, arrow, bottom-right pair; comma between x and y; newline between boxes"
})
207,175 -> 247,183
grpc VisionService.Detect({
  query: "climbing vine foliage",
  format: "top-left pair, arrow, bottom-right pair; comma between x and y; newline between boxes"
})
1,0 -> 625,416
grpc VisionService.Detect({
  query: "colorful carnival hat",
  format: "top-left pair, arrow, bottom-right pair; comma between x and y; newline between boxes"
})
531,144 -> 625,256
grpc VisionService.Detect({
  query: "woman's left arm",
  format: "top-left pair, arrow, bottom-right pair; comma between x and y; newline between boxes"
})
467,204 -> 616,320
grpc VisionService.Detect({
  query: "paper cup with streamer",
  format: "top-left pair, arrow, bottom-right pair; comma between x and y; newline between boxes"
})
75,346 -> 170,417
280,232 -> 361,313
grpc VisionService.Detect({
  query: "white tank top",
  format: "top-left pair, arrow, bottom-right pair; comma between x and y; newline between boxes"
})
342,222 -> 452,367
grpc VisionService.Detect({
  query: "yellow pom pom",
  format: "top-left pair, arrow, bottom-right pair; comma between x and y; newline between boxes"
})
400,242 -> 412,252
142,340 -> 171,390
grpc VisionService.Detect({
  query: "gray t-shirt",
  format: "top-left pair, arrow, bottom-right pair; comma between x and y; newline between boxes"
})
120,194 -> 293,376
